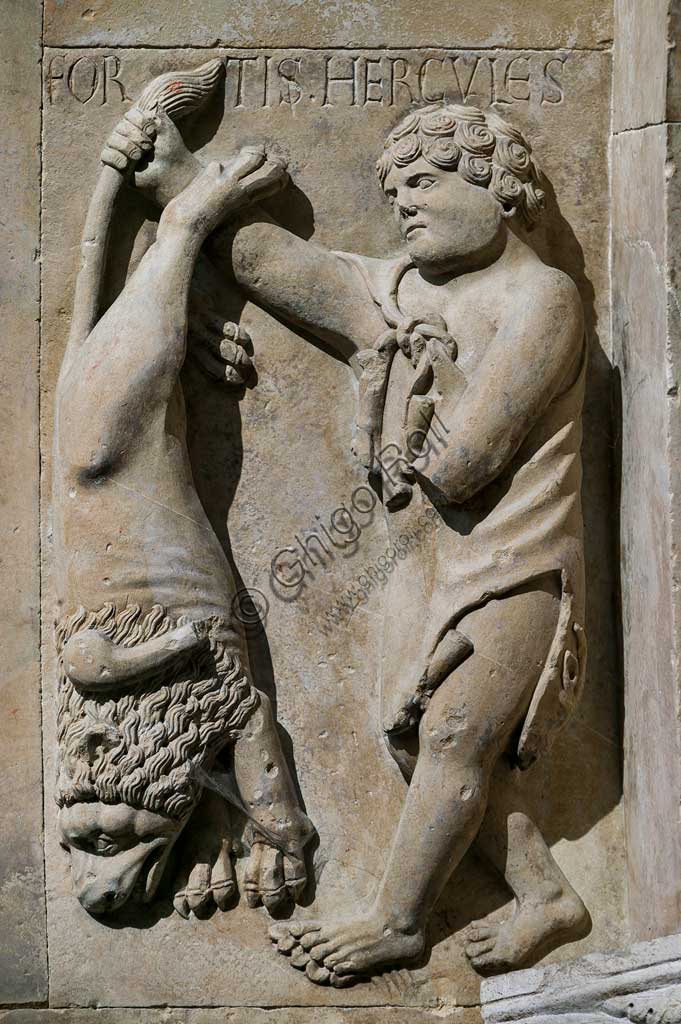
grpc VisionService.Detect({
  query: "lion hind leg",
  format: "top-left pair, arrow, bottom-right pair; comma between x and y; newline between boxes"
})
231,694 -> 315,912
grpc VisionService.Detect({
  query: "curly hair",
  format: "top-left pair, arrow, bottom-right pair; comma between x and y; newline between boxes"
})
376,104 -> 545,230
55,603 -> 259,820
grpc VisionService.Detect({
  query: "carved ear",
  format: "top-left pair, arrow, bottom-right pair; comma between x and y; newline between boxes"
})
75,723 -> 120,766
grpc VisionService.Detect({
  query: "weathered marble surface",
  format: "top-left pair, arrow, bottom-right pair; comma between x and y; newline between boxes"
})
0,0 -> 47,1005
481,932 -> 681,1022
43,0 -> 613,50
39,35 -> 623,1013
0,0 -> 640,1018
611,122 -> 681,942
0,1011 -> 477,1024
612,0 -> 681,132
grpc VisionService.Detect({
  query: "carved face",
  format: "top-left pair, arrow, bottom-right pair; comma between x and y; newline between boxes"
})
383,157 -> 505,274
58,801 -> 190,914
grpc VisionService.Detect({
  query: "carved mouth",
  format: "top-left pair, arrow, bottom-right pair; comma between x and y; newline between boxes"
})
135,839 -> 171,904
405,224 -> 426,238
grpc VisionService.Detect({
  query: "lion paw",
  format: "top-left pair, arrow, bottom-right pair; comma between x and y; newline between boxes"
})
173,790 -> 237,918
244,839 -> 307,915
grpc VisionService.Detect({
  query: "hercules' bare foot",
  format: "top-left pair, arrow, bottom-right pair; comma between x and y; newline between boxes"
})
269,910 -> 425,986
464,888 -> 590,973
173,790 -> 237,919
189,316 -> 254,387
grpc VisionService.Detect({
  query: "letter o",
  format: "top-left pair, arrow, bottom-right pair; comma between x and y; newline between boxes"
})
67,56 -> 99,104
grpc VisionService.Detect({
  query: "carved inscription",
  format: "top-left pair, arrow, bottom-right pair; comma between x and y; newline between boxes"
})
47,54 -> 129,105
223,52 -> 567,109
46,51 -> 566,109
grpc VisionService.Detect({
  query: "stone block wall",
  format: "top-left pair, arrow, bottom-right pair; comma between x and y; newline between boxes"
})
2,1 -> 678,1021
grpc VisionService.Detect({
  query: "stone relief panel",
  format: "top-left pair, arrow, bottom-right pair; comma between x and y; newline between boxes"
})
41,46 -> 624,1010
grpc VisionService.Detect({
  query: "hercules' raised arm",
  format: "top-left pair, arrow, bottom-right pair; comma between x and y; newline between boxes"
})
102,108 -> 386,359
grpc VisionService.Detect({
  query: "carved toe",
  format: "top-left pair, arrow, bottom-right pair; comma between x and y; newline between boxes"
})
465,938 -> 496,959
289,945 -> 311,969
173,890 -> 190,919
269,922 -> 290,943
276,932 -> 299,954
211,877 -> 237,911
305,961 -> 331,984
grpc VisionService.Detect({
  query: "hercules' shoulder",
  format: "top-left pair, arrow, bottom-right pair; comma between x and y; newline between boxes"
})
511,262 -> 584,356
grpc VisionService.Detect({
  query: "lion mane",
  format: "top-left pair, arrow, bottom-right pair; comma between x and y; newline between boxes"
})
55,603 -> 259,820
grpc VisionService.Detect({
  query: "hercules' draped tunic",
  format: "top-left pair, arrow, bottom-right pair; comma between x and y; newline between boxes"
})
338,251 -> 587,767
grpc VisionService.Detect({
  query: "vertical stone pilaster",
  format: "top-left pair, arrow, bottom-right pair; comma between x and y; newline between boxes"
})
0,0 -> 48,1005
611,0 -> 681,941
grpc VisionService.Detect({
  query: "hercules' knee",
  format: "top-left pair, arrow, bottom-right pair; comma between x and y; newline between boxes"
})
419,707 -> 481,764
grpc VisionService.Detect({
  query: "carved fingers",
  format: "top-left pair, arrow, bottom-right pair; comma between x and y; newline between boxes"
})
101,107 -> 157,173
237,150 -> 289,204
395,313 -> 458,366
101,106 -> 203,205
209,144 -> 289,208
188,317 -> 254,387
227,145 -> 268,179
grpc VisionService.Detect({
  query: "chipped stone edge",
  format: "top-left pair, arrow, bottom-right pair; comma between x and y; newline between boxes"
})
480,933 -> 681,1022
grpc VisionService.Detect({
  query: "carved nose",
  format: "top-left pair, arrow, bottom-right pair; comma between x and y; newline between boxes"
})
398,203 -> 417,219
78,883 -> 124,915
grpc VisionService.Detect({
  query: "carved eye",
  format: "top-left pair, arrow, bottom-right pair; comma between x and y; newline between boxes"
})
417,177 -> 435,190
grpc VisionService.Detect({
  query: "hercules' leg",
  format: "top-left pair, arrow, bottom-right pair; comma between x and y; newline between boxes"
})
271,580 -> 560,986
466,763 -> 589,971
